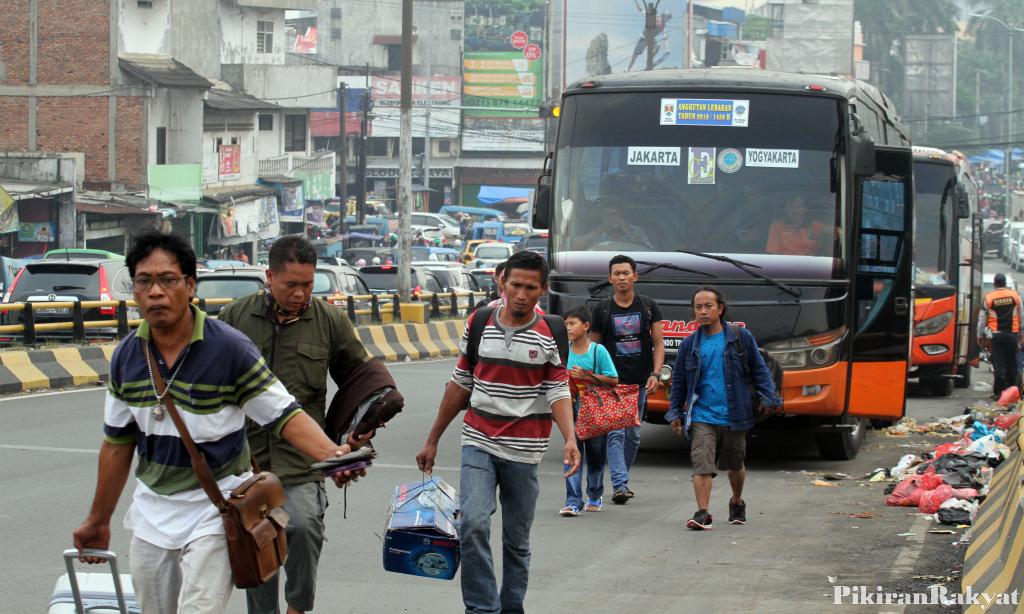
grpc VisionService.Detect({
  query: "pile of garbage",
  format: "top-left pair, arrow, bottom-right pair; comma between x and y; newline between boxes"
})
873,401 -> 1020,527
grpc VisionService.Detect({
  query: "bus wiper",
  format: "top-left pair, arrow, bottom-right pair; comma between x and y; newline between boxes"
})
675,249 -> 802,298
587,260 -> 712,295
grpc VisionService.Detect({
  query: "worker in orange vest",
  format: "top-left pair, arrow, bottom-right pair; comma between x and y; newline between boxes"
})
978,273 -> 1024,398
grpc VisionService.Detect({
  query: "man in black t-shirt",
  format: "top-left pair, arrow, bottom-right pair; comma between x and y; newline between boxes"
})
590,254 -> 665,505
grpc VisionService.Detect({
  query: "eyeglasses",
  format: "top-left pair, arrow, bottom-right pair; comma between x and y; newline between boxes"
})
132,275 -> 186,292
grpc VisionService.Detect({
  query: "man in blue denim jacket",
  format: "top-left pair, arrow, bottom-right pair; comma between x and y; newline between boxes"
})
665,286 -> 780,530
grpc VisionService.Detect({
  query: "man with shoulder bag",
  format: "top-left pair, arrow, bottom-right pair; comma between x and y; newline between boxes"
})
72,230 -> 364,614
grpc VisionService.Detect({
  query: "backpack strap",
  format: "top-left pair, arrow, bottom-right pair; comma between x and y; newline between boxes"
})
731,323 -> 751,379
542,314 -> 570,367
465,306 -> 495,371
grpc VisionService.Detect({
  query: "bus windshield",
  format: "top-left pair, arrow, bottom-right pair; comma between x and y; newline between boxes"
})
913,161 -> 955,287
552,92 -> 844,277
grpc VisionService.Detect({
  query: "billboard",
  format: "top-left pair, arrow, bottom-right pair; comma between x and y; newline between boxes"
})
903,34 -> 956,121
369,75 -> 461,138
463,0 -> 545,152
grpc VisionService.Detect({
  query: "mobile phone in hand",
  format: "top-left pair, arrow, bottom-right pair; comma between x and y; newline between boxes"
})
310,447 -> 376,477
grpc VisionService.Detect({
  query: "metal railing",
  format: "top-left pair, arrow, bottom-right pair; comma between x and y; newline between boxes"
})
0,291 -> 490,346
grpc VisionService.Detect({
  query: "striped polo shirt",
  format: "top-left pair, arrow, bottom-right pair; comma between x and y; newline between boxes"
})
103,306 -> 303,549
452,308 -> 570,464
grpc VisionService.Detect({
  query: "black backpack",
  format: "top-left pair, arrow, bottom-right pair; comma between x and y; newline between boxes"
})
730,324 -> 783,416
465,306 -> 569,369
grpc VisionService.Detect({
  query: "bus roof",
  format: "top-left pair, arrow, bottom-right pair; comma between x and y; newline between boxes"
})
564,69 -> 899,125
912,146 -> 959,165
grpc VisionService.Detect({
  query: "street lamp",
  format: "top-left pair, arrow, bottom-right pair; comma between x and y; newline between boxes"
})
968,12 -> 1024,215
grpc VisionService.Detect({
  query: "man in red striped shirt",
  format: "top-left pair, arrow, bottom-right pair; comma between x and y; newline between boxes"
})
417,250 -> 579,614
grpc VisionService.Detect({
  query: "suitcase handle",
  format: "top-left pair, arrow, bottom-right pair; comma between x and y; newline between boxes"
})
62,549 -> 130,614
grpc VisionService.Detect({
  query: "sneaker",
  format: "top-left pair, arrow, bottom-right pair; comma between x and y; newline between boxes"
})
686,509 -> 713,530
728,500 -> 747,525
584,498 -> 603,512
559,505 -> 581,517
612,490 -> 630,505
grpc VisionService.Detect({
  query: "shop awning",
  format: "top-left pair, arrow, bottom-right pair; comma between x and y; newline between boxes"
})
477,186 -> 534,205
119,54 -> 212,89
0,179 -> 73,200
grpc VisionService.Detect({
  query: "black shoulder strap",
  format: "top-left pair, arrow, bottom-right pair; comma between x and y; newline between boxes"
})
542,314 -> 570,367
731,323 -> 750,378
465,306 -> 495,370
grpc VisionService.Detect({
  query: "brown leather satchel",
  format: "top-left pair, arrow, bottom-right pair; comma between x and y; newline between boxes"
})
146,344 -> 289,589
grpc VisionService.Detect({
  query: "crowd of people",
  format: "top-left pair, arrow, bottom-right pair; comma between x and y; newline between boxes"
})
71,230 -> 781,614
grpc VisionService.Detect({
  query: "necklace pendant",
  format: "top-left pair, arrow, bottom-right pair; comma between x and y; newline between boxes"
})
153,405 -> 165,421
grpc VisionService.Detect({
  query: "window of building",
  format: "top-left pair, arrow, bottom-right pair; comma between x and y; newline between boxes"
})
331,7 -> 342,19
257,21 -> 274,54
386,45 -> 401,71
285,115 -> 307,152
156,127 -> 166,165
137,0 -> 153,8
369,137 -> 390,157
331,28 -> 342,40
258,114 -> 273,131
437,139 -> 451,154
413,137 -> 425,156
215,137 -> 223,153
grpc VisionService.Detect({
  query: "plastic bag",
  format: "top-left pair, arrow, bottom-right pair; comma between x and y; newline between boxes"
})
970,423 -> 1002,443
994,413 -> 1021,430
997,386 -> 1020,407
918,484 -> 979,514
885,476 -> 927,507
890,453 -> 920,479
933,442 -> 966,459
936,498 -> 978,526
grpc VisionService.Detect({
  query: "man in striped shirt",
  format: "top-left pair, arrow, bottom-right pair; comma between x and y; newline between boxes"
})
417,250 -> 579,614
72,230 -> 361,614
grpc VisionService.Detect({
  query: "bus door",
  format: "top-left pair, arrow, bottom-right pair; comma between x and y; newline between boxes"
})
847,146 -> 914,420
963,214 -> 984,367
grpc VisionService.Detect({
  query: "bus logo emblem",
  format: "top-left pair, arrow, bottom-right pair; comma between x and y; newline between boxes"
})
718,149 -> 743,173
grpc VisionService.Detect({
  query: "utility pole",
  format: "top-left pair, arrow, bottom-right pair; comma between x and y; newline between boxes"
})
1007,33 -> 1014,217
423,59 -> 432,199
645,2 -> 657,70
397,0 -> 413,301
357,64 -> 371,225
686,0 -> 693,69
336,82 -> 348,223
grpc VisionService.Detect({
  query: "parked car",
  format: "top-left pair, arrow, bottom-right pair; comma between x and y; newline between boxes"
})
358,265 -> 446,297
470,267 -> 498,295
1011,226 -> 1024,270
461,239 -> 490,264
410,212 -> 462,242
470,242 -> 517,269
1001,222 -> 1024,262
438,205 -> 506,222
2,257 -> 132,341
195,267 -> 266,315
983,220 -> 1004,258
313,262 -> 371,307
197,258 -> 250,271
0,256 -> 26,295
342,247 -> 398,266
411,246 -> 461,262
469,220 -> 533,245
520,232 -> 549,258
982,272 -> 1017,296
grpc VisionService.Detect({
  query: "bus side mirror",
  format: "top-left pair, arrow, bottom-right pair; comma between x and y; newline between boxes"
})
531,184 -> 551,230
957,188 -> 971,219
851,134 -> 876,177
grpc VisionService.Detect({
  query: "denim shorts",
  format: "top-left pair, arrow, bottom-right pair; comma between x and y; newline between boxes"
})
690,422 -> 747,476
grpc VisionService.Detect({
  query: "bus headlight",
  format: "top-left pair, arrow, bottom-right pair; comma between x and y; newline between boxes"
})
659,364 -> 673,382
763,326 -> 847,371
914,312 -> 953,336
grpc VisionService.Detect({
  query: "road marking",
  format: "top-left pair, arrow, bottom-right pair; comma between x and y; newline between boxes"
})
0,443 -> 99,454
879,514 -> 934,614
0,386 -> 106,402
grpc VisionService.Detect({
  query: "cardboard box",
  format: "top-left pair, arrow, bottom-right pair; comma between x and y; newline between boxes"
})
383,477 -> 461,580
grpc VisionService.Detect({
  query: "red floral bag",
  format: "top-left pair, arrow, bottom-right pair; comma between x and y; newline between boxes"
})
574,382 -> 641,440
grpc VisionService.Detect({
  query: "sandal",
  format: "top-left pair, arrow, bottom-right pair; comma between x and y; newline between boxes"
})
559,505 -> 581,517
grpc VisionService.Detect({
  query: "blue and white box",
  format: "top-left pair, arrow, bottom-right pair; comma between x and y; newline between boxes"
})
383,477 -> 460,580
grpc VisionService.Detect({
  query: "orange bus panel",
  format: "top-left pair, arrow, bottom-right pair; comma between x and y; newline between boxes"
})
848,361 -> 908,420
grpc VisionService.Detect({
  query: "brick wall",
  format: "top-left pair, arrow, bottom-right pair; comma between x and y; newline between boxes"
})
36,96 -> 108,180
0,0 -> 31,84
37,0 -> 110,85
116,96 -> 144,189
0,98 -> 29,150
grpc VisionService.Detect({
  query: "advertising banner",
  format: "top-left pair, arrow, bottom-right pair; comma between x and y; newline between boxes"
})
370,75 -> 461,138
218,144 -> 241,180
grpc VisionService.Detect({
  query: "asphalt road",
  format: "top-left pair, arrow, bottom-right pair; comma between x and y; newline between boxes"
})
0,351 -> 994,613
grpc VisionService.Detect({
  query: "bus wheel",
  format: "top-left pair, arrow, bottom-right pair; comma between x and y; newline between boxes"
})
953,366 -> 972,389
815,416 -> 866,460
925,377 -> 954,397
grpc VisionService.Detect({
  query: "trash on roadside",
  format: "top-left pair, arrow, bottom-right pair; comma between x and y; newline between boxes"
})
891,453 -> 922,478
918,485 -> 979,515
972,381 -> 993,392
936,498 -> 978,526
994,412 -> 1021,430
812,480 -> 839,487
823,473 -> 850,481
850,512 -> 878,518
868,470 -> 888,482
883,418 -> 917,437
996,386 -> 1021,407
896,532 -> 917,537
928,530 -> 956,534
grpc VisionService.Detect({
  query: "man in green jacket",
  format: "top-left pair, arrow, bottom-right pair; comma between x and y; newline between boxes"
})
219,235 -> 370,614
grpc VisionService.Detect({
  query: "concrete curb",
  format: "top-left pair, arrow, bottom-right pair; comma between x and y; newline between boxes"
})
961,422 -> 1024,612
0,319 -> 465,395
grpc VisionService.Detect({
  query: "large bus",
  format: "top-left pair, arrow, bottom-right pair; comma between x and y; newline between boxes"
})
910,147 -> 982,396
532,70 -> 914,459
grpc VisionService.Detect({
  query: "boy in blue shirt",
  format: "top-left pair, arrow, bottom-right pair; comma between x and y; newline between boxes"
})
560,306 -> 619,516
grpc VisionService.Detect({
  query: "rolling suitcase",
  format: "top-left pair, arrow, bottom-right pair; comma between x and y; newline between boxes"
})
48,549 -> 139,614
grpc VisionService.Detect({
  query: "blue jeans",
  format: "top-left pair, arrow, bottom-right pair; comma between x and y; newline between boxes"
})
564,402 -> 607,508
607,387 -> 646,492
459,445 -> 540,614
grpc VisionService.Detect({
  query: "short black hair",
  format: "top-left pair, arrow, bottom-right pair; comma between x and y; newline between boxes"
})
502,250 -> 548,285
692,286 -> 728,319
269,235 -> 318,271
563,305 -> 591,324
609,254 -> 637,273
494,261 -> 507,276
126,228 -> 197,280
994,273 -> 1007,288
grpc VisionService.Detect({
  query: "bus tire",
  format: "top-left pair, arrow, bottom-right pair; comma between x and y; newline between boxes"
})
925,377 -> 954,397
954,366 -> 972,389
815,416 -> 866,460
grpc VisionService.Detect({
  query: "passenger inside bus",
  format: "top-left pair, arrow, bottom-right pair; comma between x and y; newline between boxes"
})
766,197 -> 838,256
571,197 -> 654,249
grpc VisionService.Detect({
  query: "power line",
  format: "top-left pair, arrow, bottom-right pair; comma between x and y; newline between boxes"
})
903,108 -> 1024,123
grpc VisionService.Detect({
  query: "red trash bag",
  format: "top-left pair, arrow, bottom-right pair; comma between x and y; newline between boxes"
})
933,442 -> 966,459
917,484 -> 979,514
886,476 -> 927,507
997,386 -> 1020,407
918,470 -> 945,490
994,413 -> 1021,430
